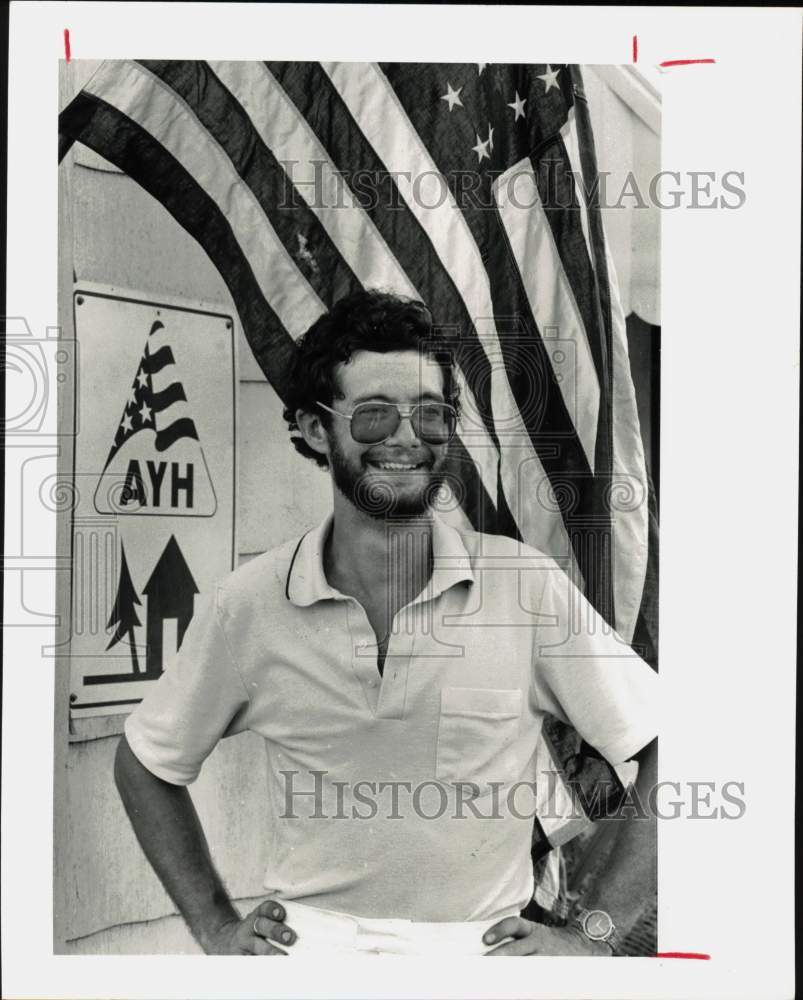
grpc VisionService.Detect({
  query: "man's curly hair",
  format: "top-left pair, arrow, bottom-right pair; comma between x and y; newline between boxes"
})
283,289 -> 460,469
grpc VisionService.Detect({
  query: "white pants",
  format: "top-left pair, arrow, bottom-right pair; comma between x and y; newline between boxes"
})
279,900 -> 514,956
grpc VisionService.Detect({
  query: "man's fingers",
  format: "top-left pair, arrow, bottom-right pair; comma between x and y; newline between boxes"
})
252,916 -> 296,946
483,917 -> 532,947
251,936 -> 287,956
256,899 -> 287,923
485,935 -> 541,956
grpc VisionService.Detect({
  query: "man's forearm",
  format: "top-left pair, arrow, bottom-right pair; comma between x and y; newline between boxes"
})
113,734 -> 239,950
582,738 -> 658,943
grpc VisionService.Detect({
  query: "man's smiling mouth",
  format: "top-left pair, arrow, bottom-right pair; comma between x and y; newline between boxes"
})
366,460 -> 428,471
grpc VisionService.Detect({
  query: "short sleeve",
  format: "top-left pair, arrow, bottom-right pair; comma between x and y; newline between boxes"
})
531,564 -> 658,766
124,587 -> 250,785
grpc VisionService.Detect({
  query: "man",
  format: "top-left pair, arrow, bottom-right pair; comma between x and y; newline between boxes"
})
115,289 -> 658,956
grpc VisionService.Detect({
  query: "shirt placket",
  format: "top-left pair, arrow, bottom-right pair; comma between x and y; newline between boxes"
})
342,597 -> 383,714
375,604 -> 416,720
376,584 -> 449,720
342,598 -> 418,719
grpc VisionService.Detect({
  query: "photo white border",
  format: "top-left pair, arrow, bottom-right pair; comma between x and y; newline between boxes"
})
4,3 -> 800,998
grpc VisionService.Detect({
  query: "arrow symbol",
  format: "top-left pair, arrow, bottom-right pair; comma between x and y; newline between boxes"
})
142,535 -> 199,678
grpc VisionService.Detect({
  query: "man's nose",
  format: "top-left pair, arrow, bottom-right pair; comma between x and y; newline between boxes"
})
386,414 -> 419,446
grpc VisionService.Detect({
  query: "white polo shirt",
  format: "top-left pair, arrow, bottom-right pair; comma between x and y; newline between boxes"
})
125,514 -> 658,922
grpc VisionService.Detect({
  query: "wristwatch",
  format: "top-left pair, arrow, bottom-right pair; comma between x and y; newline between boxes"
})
573,907 -> 622,954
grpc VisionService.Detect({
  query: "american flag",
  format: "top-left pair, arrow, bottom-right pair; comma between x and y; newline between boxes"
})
60,60 -> 658,880
92,315 -> 216,518
104,319 -> 199,471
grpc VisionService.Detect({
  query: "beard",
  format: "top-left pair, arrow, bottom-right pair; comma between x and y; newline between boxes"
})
329,438 -> 447,520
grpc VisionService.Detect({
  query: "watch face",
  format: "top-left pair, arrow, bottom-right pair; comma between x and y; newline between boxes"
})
583,909 -> 613,940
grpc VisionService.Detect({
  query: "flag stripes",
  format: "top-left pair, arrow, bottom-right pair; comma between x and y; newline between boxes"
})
140,60 -> 362,312
249,59 -> 511,531
556,110 -> 656,645
375,62 -> 626,617
146,325 -> 199,451
84,62 -> 325,341
604,235 -> 650,642
150,382 -> 187,412
104,321 -> 200,470
492,158 -> 600,468
213,61 -> 422,301
531,134 -> 608,388
144,345 -> 177,376
557,118 -> 596,276
262,59 -> 551,544
378,61 -> 599,468
321,60 -> 578,565
154,418 -> 199,453
263,62 -> 505,450
59,59 -> 658,855
64,90 -> 298,396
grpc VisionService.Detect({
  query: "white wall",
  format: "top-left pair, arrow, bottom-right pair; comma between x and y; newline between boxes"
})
585,65 -> 661,325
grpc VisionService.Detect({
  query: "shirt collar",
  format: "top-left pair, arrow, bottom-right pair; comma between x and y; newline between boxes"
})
286,512 -> 474,608
285,513 -> 338,607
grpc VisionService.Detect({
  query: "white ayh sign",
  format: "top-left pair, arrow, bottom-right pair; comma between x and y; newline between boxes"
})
69,286 -> 236,718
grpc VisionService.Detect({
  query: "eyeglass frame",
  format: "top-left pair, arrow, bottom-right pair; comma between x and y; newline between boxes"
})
315,399 -> 458,445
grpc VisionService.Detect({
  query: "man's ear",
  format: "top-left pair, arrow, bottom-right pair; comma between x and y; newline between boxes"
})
295,408 -> 331,460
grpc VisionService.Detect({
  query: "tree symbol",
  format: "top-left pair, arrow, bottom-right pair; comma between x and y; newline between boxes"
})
106,541 -> 143,673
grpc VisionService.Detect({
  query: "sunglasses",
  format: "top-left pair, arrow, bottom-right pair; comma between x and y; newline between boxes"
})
317,400 -> 458,445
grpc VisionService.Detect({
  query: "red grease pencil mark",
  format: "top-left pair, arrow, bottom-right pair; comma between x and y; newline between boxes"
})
633,35 -> 638,63
659,59 -> 715,67
64,28 -> 71,62
654,952 -> 711,960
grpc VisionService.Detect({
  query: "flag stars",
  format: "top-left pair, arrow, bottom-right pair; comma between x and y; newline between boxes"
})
508,90 -> 527,121
538,64 -> 561,93
471,122 -> 494,163
139,401 -> 153,424
472,132 -> 491,164
440,82 -> 463,112
136,369 -> 149,389
128,386 -> 138,406
121,412 -> 133,434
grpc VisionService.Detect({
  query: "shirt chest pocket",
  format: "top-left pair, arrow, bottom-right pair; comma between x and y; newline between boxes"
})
435,687 -> 523,788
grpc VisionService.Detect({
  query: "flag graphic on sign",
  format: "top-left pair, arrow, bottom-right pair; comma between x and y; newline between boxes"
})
60,61 -> 658,866
93,319 -> 217,516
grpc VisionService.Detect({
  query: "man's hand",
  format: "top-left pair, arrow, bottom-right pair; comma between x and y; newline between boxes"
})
483,917 -> 611,956
201,899 -> 298,955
